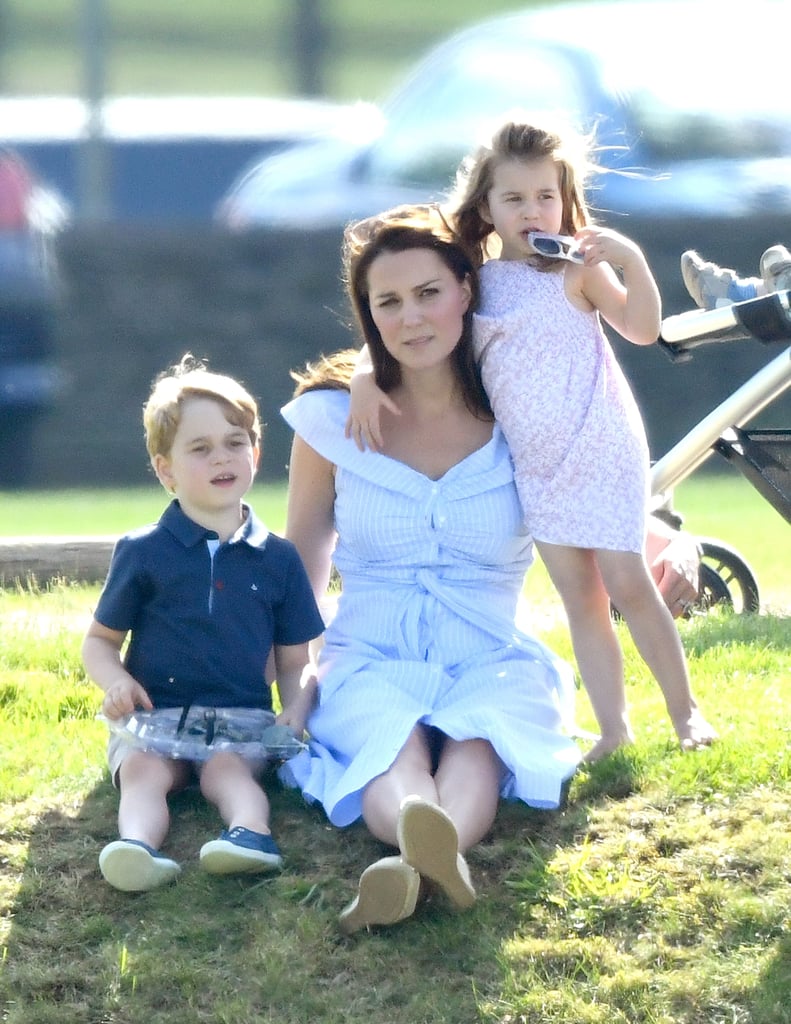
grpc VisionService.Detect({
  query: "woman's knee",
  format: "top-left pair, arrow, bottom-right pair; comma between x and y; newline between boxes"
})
441,737 -> 501,780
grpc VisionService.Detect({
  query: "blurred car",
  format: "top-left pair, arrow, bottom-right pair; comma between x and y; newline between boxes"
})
216,0 -> 791,230
2,95 -> 378,222
0,148 -> 68,487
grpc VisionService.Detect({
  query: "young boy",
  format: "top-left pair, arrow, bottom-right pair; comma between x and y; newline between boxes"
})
83,355 -> 324,892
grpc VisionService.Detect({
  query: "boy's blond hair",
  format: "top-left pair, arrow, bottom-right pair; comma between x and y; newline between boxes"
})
143,354 -> 261,460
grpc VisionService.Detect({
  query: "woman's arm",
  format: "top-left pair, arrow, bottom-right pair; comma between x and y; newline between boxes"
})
284,433 -> 338,604
646,516 -> 700,616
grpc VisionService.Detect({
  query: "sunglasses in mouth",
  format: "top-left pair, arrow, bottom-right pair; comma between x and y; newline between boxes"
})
527,232 -> 584,264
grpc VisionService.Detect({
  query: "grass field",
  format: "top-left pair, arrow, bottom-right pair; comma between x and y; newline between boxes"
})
2,469 -> 790,610
3,0 -> 536,100
3,7 -> 789,1017
1,472 -> 789,1023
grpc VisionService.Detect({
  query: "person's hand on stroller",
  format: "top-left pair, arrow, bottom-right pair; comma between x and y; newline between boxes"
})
646,516 -> 699,618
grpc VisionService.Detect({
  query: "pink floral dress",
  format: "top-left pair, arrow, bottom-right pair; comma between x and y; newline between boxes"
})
474,260 -> 649,553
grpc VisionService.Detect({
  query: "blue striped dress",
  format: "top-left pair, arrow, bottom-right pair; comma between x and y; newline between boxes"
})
280,389 -> 580,826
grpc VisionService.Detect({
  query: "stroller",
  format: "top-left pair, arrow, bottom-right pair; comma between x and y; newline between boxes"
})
650,288 -> 791,614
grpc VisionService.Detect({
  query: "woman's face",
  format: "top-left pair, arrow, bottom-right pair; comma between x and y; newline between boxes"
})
366,248 -> 471,372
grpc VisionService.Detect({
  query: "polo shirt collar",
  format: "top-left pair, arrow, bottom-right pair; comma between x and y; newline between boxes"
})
160,499 -> 269,550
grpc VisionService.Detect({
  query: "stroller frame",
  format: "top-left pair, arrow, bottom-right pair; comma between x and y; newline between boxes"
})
651,290 -> 791,613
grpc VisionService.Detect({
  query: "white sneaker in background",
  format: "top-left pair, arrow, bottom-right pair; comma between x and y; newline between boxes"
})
680,250 -> 760,309
759,245 -> 791,294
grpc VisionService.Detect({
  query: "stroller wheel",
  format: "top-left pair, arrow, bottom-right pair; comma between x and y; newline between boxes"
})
696,539 -> 760,614
693,562 -> 733,613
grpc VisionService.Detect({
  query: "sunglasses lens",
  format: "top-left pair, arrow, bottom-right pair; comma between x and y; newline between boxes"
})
530,235 -> 561,256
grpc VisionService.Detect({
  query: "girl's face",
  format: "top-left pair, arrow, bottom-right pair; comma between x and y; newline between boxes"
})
482,157 -> 565,261
153,396 -> 258,520
366,248 -> 471,374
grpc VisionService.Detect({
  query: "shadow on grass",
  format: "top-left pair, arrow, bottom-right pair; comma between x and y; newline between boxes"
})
0,761 -> 593,1024
752,931 -> 791,1024
3,653 -> 788,1024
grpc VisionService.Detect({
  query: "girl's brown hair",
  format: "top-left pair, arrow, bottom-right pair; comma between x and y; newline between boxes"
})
449,119 -> 594,267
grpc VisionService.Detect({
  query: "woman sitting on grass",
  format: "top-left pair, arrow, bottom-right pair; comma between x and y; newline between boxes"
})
281,205 -> 581,934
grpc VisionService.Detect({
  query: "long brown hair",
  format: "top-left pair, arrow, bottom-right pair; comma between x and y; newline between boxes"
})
339,204 -> 491,419
290,348 -> 358,396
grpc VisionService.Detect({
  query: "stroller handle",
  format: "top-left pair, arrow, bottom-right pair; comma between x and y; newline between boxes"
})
650,344 -> 791,496
660,290 -> 791,356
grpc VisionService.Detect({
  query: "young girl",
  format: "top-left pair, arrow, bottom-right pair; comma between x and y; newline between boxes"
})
348,121 -> 716,760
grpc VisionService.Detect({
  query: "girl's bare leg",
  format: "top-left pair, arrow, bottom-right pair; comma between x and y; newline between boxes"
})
537,541 -> 633,761
597,549 -> 717,750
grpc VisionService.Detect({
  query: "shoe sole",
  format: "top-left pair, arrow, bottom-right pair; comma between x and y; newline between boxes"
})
99,842 -> 181,892
199,840 -> 282,875
338,856 -> 420,935
397,797 -> 476,910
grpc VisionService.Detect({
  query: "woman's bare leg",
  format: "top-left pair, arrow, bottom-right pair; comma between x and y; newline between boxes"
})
361,727 -> 437,845
433,737 -> 501,851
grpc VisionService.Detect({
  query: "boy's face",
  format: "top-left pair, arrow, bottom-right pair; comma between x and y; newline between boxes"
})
152,397 -> 258,519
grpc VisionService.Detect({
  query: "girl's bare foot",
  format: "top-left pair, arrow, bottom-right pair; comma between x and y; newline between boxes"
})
583,730 -> 634,763
674,709 -> 718,751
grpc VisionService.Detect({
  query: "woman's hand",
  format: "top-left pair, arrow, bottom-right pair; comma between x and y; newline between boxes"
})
647,522 -> 700,617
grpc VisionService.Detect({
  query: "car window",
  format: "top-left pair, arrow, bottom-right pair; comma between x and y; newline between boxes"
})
365,42 -> 591,192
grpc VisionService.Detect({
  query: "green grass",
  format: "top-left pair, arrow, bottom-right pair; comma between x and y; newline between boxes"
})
3,0 -> 551,100
0,482 -> 288,538
1,588 -> 789,1023
1,472 -> 789,1023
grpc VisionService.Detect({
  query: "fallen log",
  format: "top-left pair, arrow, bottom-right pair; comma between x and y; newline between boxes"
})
0,536 -> 117,587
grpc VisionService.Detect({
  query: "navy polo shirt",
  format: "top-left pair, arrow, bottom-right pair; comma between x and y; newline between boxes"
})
94,500 -> 324,710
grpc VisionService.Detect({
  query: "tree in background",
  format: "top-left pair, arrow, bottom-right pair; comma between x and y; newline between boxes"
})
0,1 -> 8,91
289,0 -> 329,96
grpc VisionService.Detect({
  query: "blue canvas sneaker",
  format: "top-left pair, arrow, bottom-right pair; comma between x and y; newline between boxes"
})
199,826 -> 283,874
99,839 -> 181,892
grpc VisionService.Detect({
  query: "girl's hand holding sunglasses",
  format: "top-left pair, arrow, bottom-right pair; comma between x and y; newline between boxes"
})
528,231 -> 585,264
